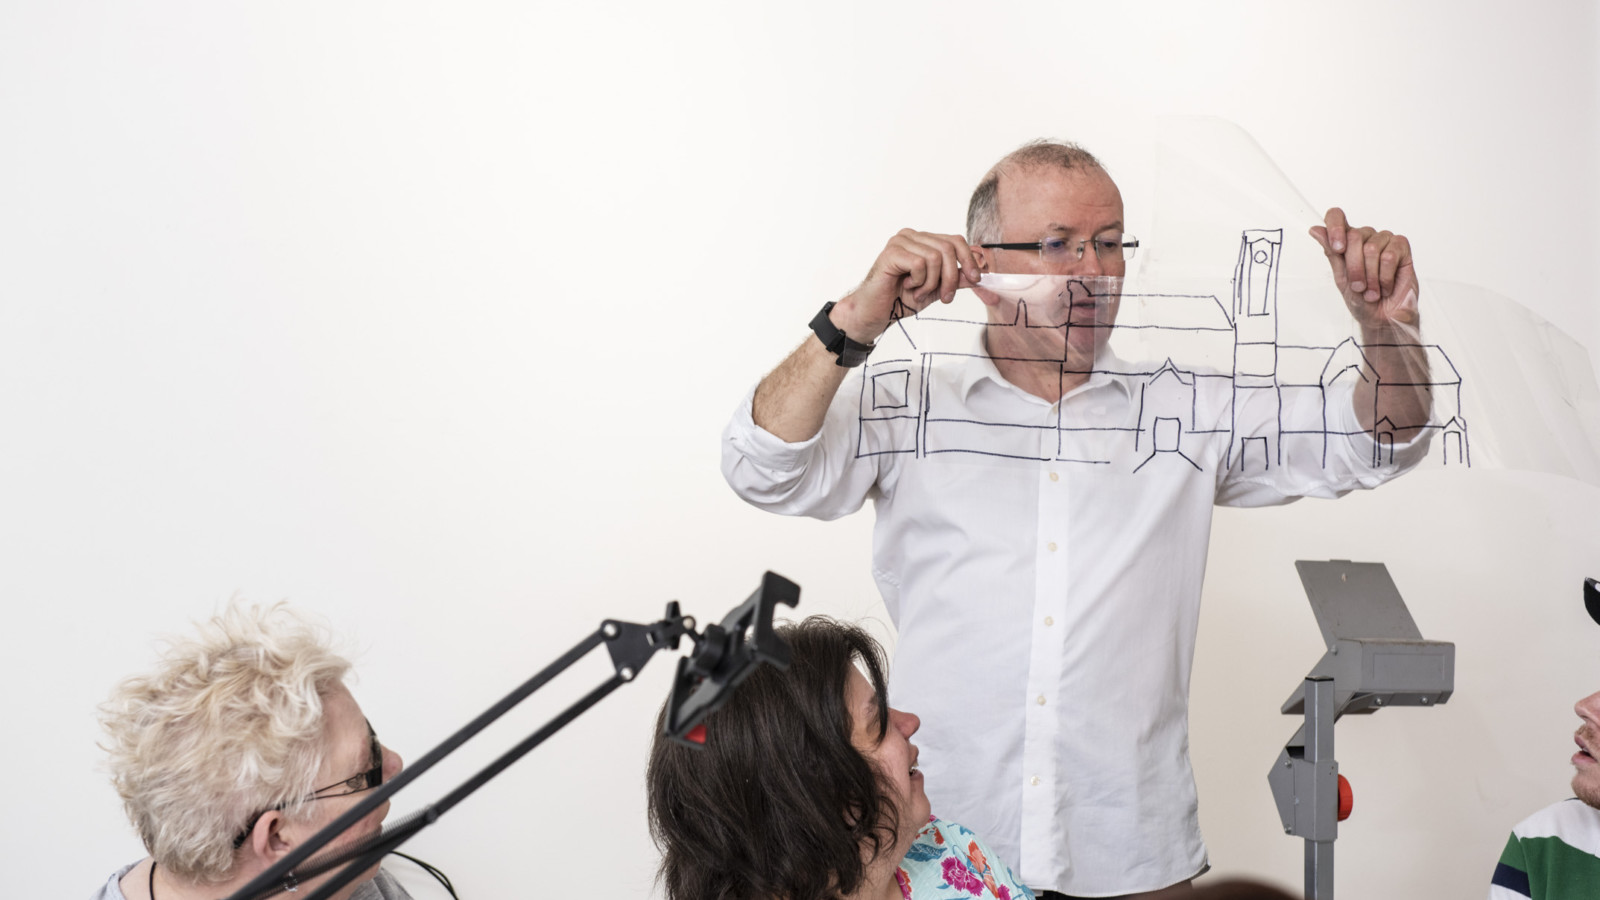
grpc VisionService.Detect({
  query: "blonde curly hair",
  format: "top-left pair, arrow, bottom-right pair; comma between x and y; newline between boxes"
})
99,601 -> 353,883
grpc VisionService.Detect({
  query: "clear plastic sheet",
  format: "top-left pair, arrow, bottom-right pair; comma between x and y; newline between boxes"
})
853,119 -> 1600,486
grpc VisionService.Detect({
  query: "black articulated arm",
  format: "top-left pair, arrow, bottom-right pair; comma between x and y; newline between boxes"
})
222,572 -> 798,900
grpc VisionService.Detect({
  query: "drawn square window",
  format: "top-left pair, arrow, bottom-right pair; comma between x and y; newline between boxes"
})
872,370 -> 910,410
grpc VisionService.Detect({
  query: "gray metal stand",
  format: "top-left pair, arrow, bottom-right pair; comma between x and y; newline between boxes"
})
1266,561 -> 1454,900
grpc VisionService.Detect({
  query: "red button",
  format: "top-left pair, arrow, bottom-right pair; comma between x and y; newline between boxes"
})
1337,774 -> 1353,821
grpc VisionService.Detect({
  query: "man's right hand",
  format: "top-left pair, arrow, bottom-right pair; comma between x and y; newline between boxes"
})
750,229 -> 981,443
829,229 -> 984,342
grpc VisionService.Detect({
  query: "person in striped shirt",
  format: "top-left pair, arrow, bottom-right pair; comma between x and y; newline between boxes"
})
1490,687 -> 1600,898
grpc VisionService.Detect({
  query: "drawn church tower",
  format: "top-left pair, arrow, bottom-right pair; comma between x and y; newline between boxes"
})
1229,228 -> 1283,471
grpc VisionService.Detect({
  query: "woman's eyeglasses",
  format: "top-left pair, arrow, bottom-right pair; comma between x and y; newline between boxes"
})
231,722 -> 384,850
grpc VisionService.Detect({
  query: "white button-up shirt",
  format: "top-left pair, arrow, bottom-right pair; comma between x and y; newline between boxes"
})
722,339 -> 1426,895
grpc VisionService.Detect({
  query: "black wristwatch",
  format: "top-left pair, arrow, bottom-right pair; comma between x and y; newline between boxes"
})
809,302 -> 875,368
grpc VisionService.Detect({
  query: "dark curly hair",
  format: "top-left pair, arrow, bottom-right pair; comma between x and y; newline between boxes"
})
646,616 -> 900,900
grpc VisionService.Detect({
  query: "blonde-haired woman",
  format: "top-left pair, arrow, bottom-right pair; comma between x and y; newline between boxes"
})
93,602 -> 408,900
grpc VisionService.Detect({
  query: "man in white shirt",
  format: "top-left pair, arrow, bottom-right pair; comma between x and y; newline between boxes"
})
722,141 -> 1432,898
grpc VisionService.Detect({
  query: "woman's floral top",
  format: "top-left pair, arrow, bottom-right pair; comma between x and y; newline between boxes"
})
894,817 -> 1035,900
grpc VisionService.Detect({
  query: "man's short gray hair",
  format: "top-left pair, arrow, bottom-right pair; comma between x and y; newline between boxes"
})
966,140 -> 1104,245
99,601 -> 353,883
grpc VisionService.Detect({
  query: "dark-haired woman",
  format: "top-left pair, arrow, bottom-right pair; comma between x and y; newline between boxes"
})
648,616 -> 1033,900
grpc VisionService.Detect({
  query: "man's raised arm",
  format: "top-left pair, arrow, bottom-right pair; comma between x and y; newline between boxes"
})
751,229 -> 981,442
1310,207 -> 1432,440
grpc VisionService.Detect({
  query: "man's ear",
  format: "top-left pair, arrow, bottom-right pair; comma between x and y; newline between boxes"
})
970,245 -> 992,273
969,247 -> 999,307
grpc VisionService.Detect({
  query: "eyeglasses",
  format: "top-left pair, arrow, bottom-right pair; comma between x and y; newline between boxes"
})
981,233 -> 1139,265
231,721 -> 384,849
307,722 -> 384,799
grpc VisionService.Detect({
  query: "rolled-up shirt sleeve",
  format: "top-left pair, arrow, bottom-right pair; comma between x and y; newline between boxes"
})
721,382 -> 884,521
1214,379 -> 1434,508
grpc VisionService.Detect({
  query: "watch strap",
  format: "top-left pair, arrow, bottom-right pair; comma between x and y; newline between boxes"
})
809,301 -> 875,368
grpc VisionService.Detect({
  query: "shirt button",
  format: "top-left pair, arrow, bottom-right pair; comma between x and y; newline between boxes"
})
1049,471 -> 1059,482
1036,695 -> 1047,706
1044,616 -> 1054,626
1030,776 -> 1041,786
1047,542 -> 1058,552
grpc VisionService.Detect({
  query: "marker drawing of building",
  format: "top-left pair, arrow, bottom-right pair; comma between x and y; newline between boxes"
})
855,229 -> 1467,474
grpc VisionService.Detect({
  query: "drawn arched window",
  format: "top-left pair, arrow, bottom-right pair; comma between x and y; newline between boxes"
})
1238,435 -> 1269,473
1153,417 -> 1181,451
1245,240 -> 1276,316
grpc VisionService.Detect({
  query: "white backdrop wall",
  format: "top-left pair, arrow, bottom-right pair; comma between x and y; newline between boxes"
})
4,2 -> 1598,897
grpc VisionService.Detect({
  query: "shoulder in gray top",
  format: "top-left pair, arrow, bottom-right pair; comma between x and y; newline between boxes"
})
89,862 -> 135,900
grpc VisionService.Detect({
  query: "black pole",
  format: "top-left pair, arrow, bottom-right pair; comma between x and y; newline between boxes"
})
222,571 -> 797,900
286,675 -> 629,900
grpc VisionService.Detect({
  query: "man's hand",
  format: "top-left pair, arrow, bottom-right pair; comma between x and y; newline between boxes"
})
829,229 -> 983,342
1312,208 -> 1432,435
750,228 -> 982,443
1309,208 -> 1419,331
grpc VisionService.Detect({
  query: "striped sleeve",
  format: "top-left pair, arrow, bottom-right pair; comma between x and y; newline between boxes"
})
1490,831 -> 1532,899
1494,799 -> 1600,899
